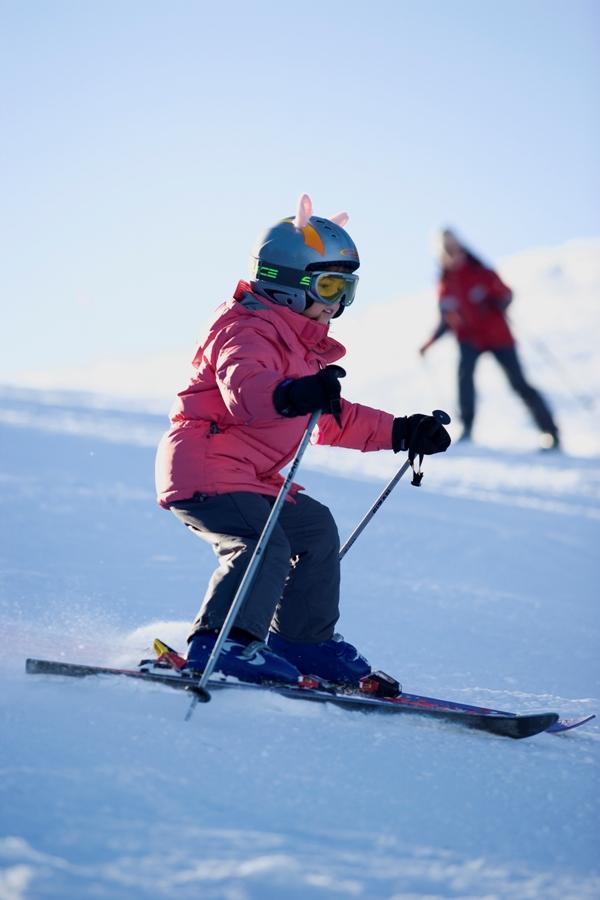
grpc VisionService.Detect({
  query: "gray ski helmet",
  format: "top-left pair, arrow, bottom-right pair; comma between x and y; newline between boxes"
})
250,215 -> 360,315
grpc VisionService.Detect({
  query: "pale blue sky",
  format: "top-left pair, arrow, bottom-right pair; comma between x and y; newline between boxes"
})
1,0 -> 598,377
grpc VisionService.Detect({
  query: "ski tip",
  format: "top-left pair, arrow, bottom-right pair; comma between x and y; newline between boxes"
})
480,712 -> 560,739
546,713 -> 596,733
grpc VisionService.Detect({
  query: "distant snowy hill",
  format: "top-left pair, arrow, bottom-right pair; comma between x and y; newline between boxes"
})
5,237 -> 599,458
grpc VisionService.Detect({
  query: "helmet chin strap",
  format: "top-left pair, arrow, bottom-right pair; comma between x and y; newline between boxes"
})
303,294 -> 347,318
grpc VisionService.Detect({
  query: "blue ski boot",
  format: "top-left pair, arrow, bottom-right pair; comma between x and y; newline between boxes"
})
185,630 -> 301,685
268,632 -> 371,686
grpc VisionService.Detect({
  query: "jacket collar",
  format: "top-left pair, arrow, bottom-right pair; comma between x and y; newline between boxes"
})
231,280 -> 346,360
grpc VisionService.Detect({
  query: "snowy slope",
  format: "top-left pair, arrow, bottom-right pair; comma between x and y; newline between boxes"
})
1,237 -> 599,898
1,391 -> 599,900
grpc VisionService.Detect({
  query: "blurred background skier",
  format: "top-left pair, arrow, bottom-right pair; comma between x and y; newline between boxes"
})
155,195 -> 451,688
419,229 -> 560,449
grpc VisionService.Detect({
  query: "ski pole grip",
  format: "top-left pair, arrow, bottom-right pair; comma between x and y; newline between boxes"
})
432,409 -> 451,425
324,365 -> 346,427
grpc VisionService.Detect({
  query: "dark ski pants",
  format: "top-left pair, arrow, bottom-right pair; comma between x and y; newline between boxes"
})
170,491 -> 341,645
458,342 -> 558,436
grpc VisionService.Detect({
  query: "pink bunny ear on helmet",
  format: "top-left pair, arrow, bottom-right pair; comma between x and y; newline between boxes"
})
330,212 -> 349,228
293,194 -> 313,229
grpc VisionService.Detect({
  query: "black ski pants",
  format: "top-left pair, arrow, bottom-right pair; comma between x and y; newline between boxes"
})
458,342 -> 558,436
170,491 -> 341,645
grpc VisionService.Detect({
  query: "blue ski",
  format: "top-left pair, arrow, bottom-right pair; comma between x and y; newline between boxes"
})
25,657 -> 594,739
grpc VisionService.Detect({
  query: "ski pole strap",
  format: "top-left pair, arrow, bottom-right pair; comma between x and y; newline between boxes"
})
408,422 -> 425,487
410,454 -> 424,487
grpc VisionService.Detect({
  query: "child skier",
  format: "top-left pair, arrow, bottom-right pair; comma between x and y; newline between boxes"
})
155,194 -> 450,686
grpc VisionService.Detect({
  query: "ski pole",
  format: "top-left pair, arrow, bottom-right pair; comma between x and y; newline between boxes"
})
338,459 -> 411,561
527,335 -> 595,412
339,409 -> 450,561
186,410 -> 321,714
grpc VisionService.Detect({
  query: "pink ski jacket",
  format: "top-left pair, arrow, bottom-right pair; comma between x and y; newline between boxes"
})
155,281 -> 395,507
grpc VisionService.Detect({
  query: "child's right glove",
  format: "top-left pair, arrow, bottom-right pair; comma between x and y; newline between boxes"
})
273,366 -> 346,425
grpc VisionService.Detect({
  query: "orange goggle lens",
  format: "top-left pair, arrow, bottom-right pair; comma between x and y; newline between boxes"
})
310,271 -> 358,306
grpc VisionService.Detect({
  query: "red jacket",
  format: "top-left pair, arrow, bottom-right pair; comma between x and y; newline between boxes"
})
155,281 -> 394,506
438,260 -> 514,350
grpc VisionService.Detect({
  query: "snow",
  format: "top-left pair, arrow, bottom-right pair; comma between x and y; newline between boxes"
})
1,239 -> 599,898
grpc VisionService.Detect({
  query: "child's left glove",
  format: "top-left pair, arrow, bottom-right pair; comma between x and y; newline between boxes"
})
392,414 -> 451,457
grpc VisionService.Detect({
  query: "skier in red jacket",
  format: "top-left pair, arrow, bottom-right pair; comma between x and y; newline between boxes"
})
419,229 -> 560,449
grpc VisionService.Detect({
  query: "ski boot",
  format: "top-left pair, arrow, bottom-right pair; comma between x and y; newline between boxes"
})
185,629 -> 301,685
267,632 -> 371,686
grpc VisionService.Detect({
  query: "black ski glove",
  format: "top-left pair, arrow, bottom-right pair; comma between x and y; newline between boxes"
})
392,414 -> 451,458
273,365 -> 346,425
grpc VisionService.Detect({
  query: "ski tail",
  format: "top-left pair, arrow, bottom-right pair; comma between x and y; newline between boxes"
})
152,638 -> 187,670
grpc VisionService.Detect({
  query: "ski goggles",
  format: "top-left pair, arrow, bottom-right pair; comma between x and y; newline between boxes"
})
255,262 -> 359,307
302,270 -> 359,307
